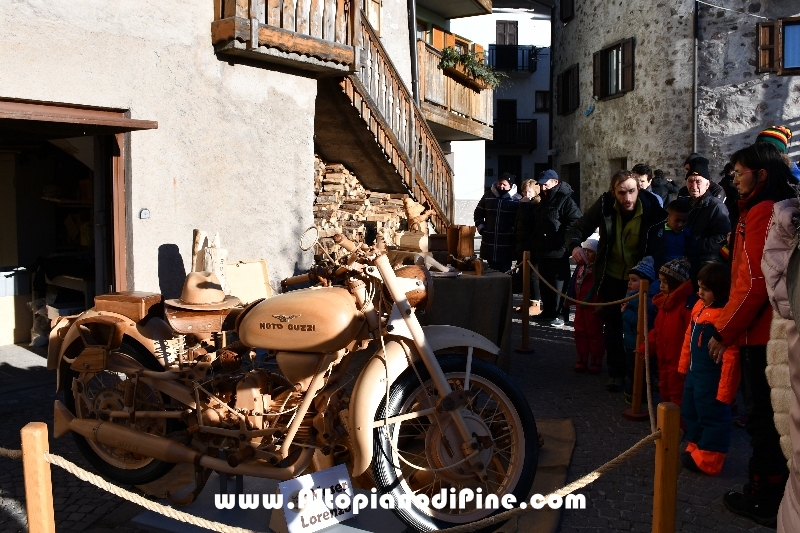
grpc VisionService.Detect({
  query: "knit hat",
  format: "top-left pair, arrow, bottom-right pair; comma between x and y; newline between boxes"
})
629,256 -> 656,282
686,157 -> 710,181
499,171 -> 516,184
581,232 -> 600,253
756,125 -> 792,154
659,258 -> 691,284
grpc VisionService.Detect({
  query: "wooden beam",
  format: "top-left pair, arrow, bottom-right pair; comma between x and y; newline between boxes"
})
21,423 -> 55,533
211,17 -> 247,43
255,20 -> 355,65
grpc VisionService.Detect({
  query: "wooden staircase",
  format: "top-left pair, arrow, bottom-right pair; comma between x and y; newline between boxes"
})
315,11 -> 454,233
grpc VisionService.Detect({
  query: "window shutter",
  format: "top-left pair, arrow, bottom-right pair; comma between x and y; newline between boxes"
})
560,0 -> 574,22
757,22 -> 778,73
496,21 -> 507,45
621,38 -> 635,92
507,21 -> 518,45
556,72 -> 564,115
432,26 -> 445,50
570,65 -> 580,112
593,51 -> 601,98
445,32 -> 456,49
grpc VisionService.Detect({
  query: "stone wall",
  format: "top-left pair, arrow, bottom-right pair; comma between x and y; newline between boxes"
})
552,0 -> 800,210
551,1 -> 695,209
696,0 -> 800,171
0,0 -> 317,295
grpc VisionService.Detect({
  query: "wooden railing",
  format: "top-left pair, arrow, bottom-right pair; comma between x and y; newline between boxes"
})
342,14 -> 454,231
418,41 -> 493,128
212,0 -> 356,68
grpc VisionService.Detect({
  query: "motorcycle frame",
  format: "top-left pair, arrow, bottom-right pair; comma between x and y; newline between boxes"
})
49,246 -> 503,483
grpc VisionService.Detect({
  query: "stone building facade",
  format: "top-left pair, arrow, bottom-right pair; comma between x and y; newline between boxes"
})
551,0 -> 800,208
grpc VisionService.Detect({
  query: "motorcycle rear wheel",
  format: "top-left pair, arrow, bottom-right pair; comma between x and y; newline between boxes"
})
63,338 -> 177,485
372,356 -> 538,532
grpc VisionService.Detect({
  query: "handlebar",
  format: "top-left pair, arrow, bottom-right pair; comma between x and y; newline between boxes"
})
333,233 -> 358,253
280,273 -> 311,290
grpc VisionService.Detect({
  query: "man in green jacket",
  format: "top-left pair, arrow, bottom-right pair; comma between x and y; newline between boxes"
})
565,170 -> 668,391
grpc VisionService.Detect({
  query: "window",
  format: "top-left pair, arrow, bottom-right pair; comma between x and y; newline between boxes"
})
560,0 -> 574,22
557,64 -> 579,115
593,38 -> 634,100
496,21 -> 518,45
365,0 -> 381,35
535,91 -> 550,112
758,18 -> 800,75
496,100 -> 517,121
416,20 -> 428,43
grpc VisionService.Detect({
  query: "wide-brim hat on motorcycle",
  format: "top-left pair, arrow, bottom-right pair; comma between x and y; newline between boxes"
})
164,271 -> 241,311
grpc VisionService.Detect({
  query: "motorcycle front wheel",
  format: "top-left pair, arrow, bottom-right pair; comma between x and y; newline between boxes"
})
372,356 -> 538,532
63,338 -> 177,485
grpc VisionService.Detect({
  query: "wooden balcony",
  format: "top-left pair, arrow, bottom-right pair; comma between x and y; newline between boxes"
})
417,41 -> 493,142
211,0 -> 357,75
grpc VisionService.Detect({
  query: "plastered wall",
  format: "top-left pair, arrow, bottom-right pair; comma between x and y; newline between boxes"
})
0,0 -> 317,296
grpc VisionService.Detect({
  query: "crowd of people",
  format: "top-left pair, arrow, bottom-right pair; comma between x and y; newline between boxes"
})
474,125 -> 800,529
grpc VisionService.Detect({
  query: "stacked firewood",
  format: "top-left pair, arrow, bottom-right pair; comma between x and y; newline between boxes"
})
313,156 -> 409,260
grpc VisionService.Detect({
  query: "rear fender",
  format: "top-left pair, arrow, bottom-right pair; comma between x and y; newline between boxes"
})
52,310 -> 173,392
348,325 -> 500,476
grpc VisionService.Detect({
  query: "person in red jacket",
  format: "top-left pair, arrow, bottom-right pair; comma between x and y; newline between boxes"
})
569,232 -> 604,373
679,263 -> 740,476
644,257 -> 694,407
706,143 -> 796,526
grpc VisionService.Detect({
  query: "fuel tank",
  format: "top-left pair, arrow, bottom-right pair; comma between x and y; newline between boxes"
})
236,287 -> 362,352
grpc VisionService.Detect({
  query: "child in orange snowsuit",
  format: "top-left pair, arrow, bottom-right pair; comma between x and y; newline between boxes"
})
644,258 -> 694,406
679,263 -> 741,476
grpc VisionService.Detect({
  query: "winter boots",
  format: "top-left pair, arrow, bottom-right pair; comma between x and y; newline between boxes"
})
723,471 -> 788,527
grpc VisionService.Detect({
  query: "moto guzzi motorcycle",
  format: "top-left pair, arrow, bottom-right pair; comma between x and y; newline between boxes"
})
48,230 -> 537,531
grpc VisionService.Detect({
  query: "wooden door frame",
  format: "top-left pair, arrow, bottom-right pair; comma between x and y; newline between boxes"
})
0,98 -> 157,291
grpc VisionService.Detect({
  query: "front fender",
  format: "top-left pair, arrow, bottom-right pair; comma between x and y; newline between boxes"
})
348,326 -> 500,476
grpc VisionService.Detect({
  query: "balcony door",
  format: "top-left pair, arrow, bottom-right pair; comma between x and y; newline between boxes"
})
496,21 -> 518,45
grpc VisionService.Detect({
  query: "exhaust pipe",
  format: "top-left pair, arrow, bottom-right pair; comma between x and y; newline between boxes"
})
54,400 -> 201,465
53,401 -> 314,479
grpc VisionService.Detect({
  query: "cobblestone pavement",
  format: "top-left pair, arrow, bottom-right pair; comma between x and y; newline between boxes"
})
0,306 -> 777,532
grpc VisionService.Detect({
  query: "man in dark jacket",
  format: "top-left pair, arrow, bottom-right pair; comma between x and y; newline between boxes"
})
565,170 -> 668,391
533,170 -> 582,326
474,172 -> 520,272
632,163 -> 664,207
679,154 -> 726,202
681,164 -> 731,278
652,168 -> 681,205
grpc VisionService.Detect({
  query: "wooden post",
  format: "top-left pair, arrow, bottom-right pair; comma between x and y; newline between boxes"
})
516,251 -> 535,354
623,279 -> 649,421
21,422 -> 55,533
653,402 -> 680,533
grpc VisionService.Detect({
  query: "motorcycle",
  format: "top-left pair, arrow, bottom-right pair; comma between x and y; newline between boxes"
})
47,230 -> 538,531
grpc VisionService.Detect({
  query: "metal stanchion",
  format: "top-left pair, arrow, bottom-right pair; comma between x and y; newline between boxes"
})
516,251 -> 535,354
652,402 -> 681,533
21,422 -> 55,533
624,279 -> 649,421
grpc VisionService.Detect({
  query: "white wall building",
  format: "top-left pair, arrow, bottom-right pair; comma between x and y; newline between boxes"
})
450,7 -> 552,223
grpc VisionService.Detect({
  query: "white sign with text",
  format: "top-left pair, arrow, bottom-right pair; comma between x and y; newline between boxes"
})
275,464 -> 355,533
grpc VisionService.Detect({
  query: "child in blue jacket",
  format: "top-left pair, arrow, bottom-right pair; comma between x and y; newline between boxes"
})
622,256 -> 658,402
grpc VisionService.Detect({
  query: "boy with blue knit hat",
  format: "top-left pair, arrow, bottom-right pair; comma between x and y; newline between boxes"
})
621,256 -> 658,401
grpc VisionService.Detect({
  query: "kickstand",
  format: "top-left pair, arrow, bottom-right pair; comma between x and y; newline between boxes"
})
166,466 -> 212,506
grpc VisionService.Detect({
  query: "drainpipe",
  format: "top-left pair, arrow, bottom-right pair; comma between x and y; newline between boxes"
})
408,0 -> 420,104
692,1 -> 698,153
548,6 -> 554,169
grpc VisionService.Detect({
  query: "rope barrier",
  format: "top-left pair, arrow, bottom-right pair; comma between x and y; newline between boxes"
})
42,452 -> 262,533
0,446 -> 22,460
526,260 -> 637,307
4,421 -> 664,533
439,430 -> 662,533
